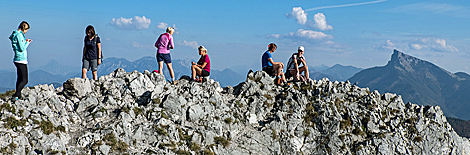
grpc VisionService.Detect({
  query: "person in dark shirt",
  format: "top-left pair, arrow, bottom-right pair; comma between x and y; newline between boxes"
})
82,25 -> 101,80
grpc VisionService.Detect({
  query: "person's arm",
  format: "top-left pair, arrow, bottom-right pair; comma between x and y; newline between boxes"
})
17,33 -> 30,52
169,35 -> 174,49
97,43 -> 102,65
82,46 -> 86,60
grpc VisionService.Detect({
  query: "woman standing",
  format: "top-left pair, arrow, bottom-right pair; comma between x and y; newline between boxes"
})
191,46 -> 211,82
9,21 -> 32,101
155,27 -> 176,84
82,25 -> 101,80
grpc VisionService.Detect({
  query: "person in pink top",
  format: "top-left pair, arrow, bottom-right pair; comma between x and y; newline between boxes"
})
191,46 -> 210,82
155,27 -> 176,84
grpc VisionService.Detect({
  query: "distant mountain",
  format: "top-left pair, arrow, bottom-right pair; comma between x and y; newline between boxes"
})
0,70 -> 75,93
349,49 -> 470,120
308,64 -> 363,81
35,59 -> 77,75
447,117 -> 470,138
210,68 -> 245,87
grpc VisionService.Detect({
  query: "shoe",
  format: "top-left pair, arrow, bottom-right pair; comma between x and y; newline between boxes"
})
11,97 -> 19,102
172,80 -> 178,85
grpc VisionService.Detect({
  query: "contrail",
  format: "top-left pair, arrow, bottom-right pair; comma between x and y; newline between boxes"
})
305,0 -> 387,11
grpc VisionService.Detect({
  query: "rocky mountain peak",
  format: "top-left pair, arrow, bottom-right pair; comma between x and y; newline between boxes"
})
0,68 -> 468,154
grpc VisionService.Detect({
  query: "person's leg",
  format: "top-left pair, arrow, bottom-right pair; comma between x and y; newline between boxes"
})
158,61 -> 164,75
92,71 -> 98,80
167,63 -> 175,81
299,66 -> 309,80
273,63 -> 282,77
280,71 -> 287,83
191,65 -> 203,79
13,63 -> 28,98
82,59 -> 89,79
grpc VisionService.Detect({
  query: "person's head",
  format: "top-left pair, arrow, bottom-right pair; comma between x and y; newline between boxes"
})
298,46 -> 305,56
166,27 -> 175,35
198,46 -> 207,55
268,43 -> 277,52
18,21 -> 30,33
85,25 -> 95,38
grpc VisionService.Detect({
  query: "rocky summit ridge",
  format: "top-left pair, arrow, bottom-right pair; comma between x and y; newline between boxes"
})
0,68 -> 469,154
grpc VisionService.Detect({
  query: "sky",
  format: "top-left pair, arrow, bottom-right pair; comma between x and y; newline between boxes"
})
1,0 -> 470,74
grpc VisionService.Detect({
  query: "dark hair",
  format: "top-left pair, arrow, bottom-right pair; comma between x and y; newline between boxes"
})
18,21 -> 30,31
268,43 -> 277,51
86,25 -> 95,38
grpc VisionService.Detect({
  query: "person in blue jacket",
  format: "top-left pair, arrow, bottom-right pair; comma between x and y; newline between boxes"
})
9,21 -> 32,101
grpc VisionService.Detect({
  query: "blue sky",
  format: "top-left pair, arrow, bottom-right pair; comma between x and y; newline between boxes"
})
1,0 -> 470,74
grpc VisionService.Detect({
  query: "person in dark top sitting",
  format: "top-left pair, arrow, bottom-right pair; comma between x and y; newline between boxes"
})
191,46 -> 211,82
262,43 -> 287,85
82,25 -> 101,80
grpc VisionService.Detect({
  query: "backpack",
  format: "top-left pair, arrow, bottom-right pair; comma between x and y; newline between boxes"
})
93,34 -> 103,62
156,33 -> 171,48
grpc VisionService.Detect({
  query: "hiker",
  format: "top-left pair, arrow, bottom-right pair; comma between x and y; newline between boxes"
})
286,46 -> 309,81
261,43 -> 287,85
155,27 -> 176,84
82,25 -> 101,80
9,21 -> 32,101
191,46 -> 211,82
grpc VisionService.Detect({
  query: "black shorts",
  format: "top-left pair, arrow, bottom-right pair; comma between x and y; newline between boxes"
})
157,53 -> 172,63
262,66 -> 275,76
201,70 -> 210,77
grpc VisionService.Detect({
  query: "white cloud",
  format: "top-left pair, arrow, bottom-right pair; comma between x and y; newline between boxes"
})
307,13 -> 333,30
178,40 -> 198,49
409,38 -> 458,52
156,22 -> 168,29
285,7 -> 308,25
109,16 -> 151,30
268,29 -> 333,42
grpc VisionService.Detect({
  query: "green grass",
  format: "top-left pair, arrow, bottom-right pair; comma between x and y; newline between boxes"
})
133,107 -> 143,116
2,116 -> 26,129
224,118 -> 233,124
0,103 -> 16,113
103,133 -> 129,152
0,90 -> 15,100
40,120 -> 54,135
214,136 -> 230,148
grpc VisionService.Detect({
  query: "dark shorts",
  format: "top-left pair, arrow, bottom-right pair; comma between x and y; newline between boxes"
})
83,59 -> 98,72
201,70 -> 210,77
262,66 -> 275,77
157,53 -> 171,63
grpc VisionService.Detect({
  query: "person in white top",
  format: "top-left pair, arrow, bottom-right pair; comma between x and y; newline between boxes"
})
286,46 -> 309,81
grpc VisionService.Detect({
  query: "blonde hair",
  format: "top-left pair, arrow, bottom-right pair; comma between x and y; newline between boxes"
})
198,46 -> 207,52
166,27 -> 175,34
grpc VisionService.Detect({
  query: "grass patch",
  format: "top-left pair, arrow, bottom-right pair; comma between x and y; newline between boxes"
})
152,98 -> 161,105
153,125 -> 169,136
2,116 -> 27,129
103,133 -> 129,152
214,136 -> 230,148
303,130 -> 310,137
352,127 -> 365,136
303,102 -> 318,125
161,111 -> 169,119
173,149 -> 191,155
413,136 -> 423,142
133,107 -> 143,116
121,107 -> 130,114
263,94 -> 273,100
203,149 -> 214,155
224,118 -> 233,124
0,90 -> 15,100
0,103 -> 16,113
40,120 -> 54,135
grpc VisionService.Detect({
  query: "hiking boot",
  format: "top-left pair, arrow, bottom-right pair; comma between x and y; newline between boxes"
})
11,96 -> 19,102
171,80 -> 178,85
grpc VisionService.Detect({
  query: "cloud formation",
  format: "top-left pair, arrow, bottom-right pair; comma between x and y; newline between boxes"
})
286,8 -> 333,30
268,29 -> 333,42
156,22 -> 168,29
285,7 -> 308,25
307,13 -> 333,30
109,16 -> 151,30
409,38 -> 458,52
178,40 -> 198,49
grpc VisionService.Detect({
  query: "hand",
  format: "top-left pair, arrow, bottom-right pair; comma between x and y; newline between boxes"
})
26,39 -> 32,42
98,59 -> 101,65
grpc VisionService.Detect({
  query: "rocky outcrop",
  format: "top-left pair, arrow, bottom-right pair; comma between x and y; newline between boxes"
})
0,68 -> 468,154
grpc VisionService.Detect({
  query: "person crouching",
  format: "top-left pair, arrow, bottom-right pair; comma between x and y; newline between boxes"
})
191,46 -> 211,82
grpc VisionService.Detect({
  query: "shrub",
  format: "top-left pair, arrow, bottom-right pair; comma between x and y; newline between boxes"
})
214,136 -> 230,148
224,118 -> 233,124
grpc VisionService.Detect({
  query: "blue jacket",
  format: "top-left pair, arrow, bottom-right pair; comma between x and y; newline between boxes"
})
9,30 -> 30,62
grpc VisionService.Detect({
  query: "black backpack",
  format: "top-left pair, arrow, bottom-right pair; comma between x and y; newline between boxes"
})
93,34 -> 103,62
